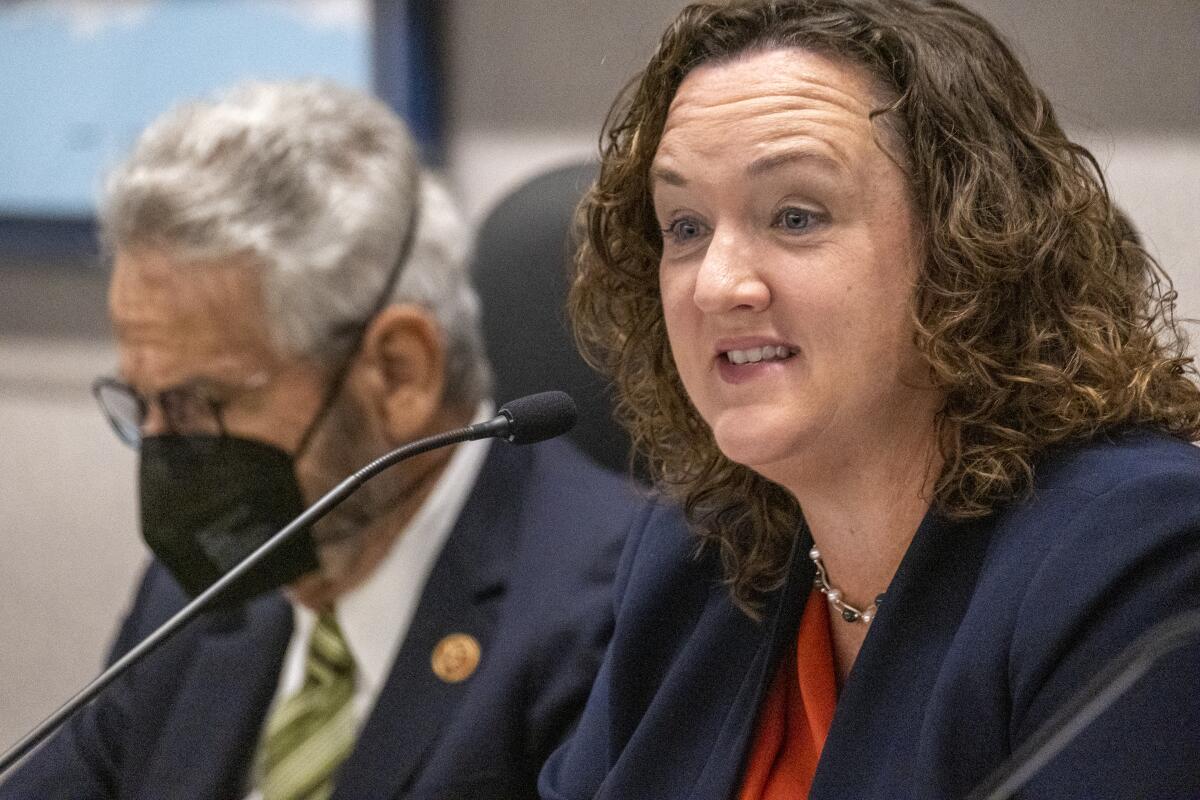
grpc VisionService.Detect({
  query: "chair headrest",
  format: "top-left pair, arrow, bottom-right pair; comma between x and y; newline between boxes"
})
470,161 -> 637,477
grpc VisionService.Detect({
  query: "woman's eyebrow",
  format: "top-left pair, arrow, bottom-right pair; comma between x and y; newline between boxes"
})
651,149 -> 846,190
650,164 -> 688,188
746,149 -> 845,178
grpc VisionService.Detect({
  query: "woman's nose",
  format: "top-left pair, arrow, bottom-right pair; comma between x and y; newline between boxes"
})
692,228 -> 770,314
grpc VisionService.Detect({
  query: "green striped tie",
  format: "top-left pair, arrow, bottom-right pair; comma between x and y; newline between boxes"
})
259,611 -> 357,800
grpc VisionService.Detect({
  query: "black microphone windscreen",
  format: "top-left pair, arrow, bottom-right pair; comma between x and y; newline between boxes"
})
498,391 -> 578,445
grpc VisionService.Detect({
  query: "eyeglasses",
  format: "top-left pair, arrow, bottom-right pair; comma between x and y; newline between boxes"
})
91,375 -> 265,448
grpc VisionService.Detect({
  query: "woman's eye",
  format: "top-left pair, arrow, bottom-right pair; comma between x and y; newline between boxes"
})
775,207 -> 816,232
662,217 -> 706,244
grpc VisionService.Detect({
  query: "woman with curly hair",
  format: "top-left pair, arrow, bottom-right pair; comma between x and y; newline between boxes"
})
539,1 -> 1200,798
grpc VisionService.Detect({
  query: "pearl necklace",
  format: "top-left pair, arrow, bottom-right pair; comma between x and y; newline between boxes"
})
809,547 -> 885,625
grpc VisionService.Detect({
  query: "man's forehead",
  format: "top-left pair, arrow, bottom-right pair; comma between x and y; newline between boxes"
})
112,246 -> 260,307
109,247 -> 282,386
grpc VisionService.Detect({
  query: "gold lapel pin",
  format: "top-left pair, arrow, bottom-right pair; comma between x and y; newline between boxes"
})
431,632 -> 482,683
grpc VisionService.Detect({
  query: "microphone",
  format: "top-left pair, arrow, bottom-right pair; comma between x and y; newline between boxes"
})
476,390 -> 578,445
0,391 -> 577,775
967,607 -> 1200,800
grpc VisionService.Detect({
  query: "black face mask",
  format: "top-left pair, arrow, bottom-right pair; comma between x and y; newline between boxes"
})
139,435 -> 320,604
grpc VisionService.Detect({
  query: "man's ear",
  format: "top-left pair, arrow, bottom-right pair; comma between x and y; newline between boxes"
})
357,304 -> 446,443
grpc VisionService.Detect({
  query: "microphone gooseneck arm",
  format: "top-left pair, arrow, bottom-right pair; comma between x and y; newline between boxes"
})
0,392 -> 576,775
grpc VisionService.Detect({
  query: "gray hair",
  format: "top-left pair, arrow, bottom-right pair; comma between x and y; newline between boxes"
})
100,79 -> 491,409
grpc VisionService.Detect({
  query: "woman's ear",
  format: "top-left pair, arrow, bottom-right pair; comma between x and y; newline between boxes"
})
357,304 -> 446,444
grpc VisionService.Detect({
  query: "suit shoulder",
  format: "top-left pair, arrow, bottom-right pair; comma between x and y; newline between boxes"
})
526,439 -> 642,504
979,429 -> 1195,573
979,430 -> 1200,739
518,439 -> 649,547
112,560 -> 189,649
1032,427 -> 1200,500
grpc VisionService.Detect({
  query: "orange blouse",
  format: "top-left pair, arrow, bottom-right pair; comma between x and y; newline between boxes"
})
738,588 -> 838,800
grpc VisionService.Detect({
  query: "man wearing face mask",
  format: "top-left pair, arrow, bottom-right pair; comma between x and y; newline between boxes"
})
0,81 -> 650,799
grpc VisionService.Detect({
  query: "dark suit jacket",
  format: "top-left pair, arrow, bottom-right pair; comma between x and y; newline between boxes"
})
540,428 -> 1200,799
2,438 -> 653,799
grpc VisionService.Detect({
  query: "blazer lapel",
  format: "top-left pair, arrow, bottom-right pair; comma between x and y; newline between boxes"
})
690,534 -> 816,799
595,528 -> 814,800
332,443 -> 526,799
135,595 -> 292,799
810,513 -> 991,798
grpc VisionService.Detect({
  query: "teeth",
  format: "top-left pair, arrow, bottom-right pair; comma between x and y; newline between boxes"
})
724,346 -> 793,364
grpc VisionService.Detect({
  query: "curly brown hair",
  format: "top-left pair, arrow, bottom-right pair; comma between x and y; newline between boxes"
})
571,0 -> 1200,611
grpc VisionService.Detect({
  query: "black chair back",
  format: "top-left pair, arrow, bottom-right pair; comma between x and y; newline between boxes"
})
470,161 -> 636,476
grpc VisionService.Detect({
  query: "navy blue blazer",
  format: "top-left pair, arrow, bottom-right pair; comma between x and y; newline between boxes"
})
540,428 -> 1200,799
2,438 -> 651,799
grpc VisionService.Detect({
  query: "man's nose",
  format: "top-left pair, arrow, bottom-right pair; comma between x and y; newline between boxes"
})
692,227 -> 770,314
140,401 -> 172,438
